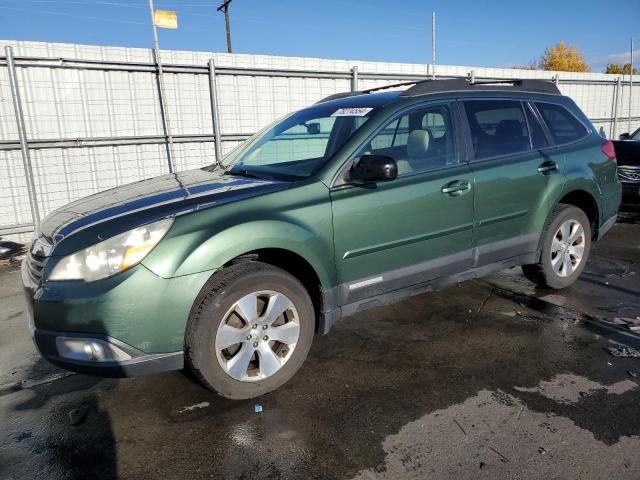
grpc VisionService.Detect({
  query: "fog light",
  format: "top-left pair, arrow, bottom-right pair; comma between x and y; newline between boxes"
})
56,337 -> 132,362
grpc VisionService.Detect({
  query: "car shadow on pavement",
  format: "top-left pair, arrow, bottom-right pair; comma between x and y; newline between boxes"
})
2,360 -> 118,479
617,205 -> 640,225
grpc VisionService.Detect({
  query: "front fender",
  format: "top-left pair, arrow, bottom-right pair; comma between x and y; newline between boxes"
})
142,181 -> 336,288
176,220 -> 335,286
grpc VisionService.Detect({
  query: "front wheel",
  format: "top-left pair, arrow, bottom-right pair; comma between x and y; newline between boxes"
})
522,204 -> 592,289
185,262 -> 315,399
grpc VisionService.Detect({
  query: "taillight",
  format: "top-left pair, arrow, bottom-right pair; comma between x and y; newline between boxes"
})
601,139 -> 616,161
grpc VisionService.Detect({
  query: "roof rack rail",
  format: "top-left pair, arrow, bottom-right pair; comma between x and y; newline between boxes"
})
316,77 -> 561,104
315,80 -> 421,104
315,91 -> 360,104
400,78 -> 561,97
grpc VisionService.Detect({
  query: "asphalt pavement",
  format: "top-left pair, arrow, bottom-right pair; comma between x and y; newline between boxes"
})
1,209 -> 640,480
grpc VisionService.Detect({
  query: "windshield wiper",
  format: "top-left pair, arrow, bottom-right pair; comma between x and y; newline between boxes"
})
224,169 -> 265,179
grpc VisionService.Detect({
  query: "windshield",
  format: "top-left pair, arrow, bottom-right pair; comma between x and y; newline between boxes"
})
221,103 -> 380,179
633,129 -> 640,141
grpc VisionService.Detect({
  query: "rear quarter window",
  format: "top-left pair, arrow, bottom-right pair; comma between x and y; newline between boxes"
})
535,102 -> 588,145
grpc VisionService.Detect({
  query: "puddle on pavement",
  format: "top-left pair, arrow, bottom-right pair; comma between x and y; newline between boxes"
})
350,376 -> 640,479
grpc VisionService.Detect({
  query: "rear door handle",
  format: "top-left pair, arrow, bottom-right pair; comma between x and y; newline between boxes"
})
538,161 -> 558,174
441,180 -> 471,196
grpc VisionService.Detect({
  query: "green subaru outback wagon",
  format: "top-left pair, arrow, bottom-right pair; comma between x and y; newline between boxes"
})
23,78 -> 621,398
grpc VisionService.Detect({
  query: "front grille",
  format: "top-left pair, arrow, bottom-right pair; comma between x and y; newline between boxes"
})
618,165 -> 640,182
26,236 -> 52,285
26,250 -> 46,284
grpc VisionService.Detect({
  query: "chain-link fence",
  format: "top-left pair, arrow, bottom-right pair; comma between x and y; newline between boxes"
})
1,40 -> 639,241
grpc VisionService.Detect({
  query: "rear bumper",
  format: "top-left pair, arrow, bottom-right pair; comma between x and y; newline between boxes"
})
596,213 -> 617,241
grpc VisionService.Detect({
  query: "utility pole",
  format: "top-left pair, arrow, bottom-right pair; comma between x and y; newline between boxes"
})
630,37 -> 634,135
431,12 -> 436,80
147,0 -> 175,173
217,0 -> 233,53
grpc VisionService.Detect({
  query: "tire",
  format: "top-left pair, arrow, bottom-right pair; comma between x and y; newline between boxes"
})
185,261 -> 315,399
522,204 -> 591,289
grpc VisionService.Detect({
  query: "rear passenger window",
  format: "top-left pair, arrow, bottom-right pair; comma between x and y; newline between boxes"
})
535,102 -> 587,145
464,100 -> 530,159
524,104 -> 549,149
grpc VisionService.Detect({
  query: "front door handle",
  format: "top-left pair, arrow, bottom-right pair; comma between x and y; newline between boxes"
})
538,161 -> 558,174
441,180 -> 471,196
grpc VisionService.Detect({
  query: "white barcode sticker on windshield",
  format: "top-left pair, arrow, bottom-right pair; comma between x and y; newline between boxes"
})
331,107 -> 373,117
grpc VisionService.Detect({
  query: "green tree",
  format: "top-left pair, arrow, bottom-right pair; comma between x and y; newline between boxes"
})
605,63 -> 638,75
539,41 -> 591,72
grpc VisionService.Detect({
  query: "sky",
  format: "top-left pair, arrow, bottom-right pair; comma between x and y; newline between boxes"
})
0,0 -> 638,71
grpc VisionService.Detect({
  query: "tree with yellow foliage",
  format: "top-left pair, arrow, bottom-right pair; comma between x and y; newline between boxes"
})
538,41 -> 591,72
605,63 -> 638,75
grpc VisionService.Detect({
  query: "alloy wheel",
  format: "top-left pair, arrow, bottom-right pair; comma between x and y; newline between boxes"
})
550,219 -> 586,278
215,290 -> 300,382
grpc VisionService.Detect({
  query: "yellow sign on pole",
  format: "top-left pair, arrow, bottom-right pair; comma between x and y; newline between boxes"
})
153,10 -> 178,29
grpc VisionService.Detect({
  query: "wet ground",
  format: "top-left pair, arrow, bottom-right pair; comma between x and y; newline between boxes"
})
1,208 -> 640,480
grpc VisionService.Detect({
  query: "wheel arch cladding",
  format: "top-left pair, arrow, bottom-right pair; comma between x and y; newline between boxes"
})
556,189 -> 599,239
224,249 -> 325,332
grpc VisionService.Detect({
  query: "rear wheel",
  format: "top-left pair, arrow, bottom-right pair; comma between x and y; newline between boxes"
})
185,262 -> 315,399
522,204 -> 591,289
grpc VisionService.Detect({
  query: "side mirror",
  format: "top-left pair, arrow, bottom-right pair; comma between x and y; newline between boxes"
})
619,132 -> 631,141
350,155 -> 397,184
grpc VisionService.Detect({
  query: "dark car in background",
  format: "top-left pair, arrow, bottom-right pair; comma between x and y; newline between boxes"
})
613,128 -> 640,205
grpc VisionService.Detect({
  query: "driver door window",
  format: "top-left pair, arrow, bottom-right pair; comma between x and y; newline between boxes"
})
358,104 -> 456,175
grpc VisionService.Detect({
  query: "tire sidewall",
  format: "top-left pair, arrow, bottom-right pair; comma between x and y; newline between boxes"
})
187,264 -> 315,399
540,206 -> 591,289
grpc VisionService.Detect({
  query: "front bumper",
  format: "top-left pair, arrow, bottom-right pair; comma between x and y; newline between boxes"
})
621,182 -> 640,204
22,258 -> 212,377
31,330 -> 184,377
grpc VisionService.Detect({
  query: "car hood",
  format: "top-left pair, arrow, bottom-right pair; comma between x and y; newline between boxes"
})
38,167 -> 288,248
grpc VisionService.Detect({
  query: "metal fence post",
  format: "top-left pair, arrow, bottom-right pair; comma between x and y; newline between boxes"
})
350,66 -> 359,92
629,38 -> 634,135
5,46 -> 41,230
208,59 -> 224,167
612,77 -> 621,139
553,74 -> 559,86
468,70 -> 476,83
610,77 -> 620,138
151,47 -> 175,174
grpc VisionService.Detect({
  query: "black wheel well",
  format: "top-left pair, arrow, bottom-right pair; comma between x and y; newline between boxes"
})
225,249 -> 323,331
557,190 -> 599,238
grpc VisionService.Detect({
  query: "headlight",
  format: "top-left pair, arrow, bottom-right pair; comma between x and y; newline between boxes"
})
49,218 -> 173,282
